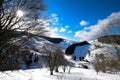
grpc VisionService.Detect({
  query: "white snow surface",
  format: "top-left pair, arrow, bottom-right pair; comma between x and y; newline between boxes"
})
0,67 -> 120,80
85,40 -> 120,61
72,45 -> 91,59
60,40 -> 77,50
1,36 -> 120,80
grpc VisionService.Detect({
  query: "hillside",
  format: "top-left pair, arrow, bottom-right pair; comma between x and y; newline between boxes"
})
63,35 -> 120,62
65,41 -> 90,55
40,36 -> 64,43
98,35 -> 120,45
1,32 -> 120,80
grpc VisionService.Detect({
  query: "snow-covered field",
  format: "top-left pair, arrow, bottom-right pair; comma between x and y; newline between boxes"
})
0,67 -> 120,80
1,36 -> 120,80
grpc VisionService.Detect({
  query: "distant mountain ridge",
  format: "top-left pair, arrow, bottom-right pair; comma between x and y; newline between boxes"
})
7,31 -> 64,44
98,35 -> 120,45
39,36 -> 64,43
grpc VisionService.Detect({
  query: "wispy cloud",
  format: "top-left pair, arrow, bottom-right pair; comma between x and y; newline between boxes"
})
51,13 -> 57,17
75,12 -> 120,41
50,13 -> 59,25
46,27 -> 69,39
60,27 -> 66,32
52,27 -> 58,32
80,20 -> 89,26
65,25 -> 69,28
68,30 -> 72,33
46,13 -> 72,39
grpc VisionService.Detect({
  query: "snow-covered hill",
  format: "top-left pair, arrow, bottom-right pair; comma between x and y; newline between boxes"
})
1,33 -> 120,80
63,39 -> 120,63
59,39 -> 77,50
2,34 -> 61,69
85,40 -> 119,62
65,41 -> 92,60
3,33 -> 119,67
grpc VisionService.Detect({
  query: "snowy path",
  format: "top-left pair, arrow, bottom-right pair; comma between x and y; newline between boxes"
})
0,68 -> 120,80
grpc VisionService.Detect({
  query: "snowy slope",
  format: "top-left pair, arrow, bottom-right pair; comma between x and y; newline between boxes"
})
63,39 -> 119,62
65,41 -> 94,60
72,44 -> 91,59
0,68 -> 120,80
59,39 -> 77,50
1,35 -> 120,80
7,35 -> 57,69
85,40 -> 119,61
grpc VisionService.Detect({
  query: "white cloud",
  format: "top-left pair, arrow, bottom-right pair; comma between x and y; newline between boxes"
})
68,30 -> 72,33
75,12 -> 120,41
45,26 -> 68,39
52,27 -> 58,32
74,30 -> 98,41
50,13 -> 59,24
35,13 -> 67,39
47,27 -> 69,39
65,25 -> 69,28
60,27 -> 66,32
46,13 -> 67,38
51,13 -> 57,17
45,27 -> 59,37
80,20 -> 89,26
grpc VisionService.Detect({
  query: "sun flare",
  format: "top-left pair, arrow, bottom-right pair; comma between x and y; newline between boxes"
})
17,10 -> 23,17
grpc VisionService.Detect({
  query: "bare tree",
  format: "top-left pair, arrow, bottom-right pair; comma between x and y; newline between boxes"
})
108,45 -> 120,72
0,0 -> 49,71
54,45 -> 68,73
0,0 -> 47,51
93,54 -> 107,74
43,44 -> 56,75
93,54 -> 100,75
44,44 -> 67,75
95,15 -> 120,72
0,44 -> 21,71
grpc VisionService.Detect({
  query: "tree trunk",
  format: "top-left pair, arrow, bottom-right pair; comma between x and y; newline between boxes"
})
97,72 -> 98,75
50,71 -> 53,75
55,67 -> 59,72
63,66 -> 66,72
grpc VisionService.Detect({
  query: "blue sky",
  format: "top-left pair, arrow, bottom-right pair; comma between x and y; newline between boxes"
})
45,0 -> 120,41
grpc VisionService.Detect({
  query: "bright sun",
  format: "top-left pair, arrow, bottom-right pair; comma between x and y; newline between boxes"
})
17,10 -> 24,17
